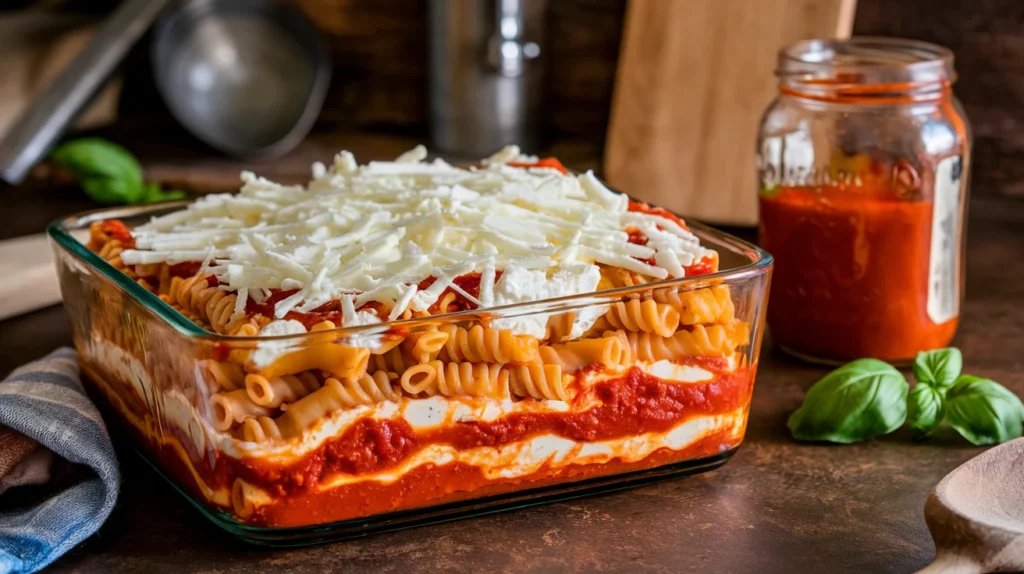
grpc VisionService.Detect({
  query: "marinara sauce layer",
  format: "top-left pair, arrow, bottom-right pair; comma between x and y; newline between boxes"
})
254,428 -> 740,527
219,362 -> 754,497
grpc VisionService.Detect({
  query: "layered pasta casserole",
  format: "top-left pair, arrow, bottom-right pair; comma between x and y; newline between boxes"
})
73,146 -> 763,528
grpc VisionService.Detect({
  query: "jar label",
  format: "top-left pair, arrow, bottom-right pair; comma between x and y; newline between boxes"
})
927,156 -> 963,324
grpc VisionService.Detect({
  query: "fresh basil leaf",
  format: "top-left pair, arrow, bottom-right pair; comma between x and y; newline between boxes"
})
946,375 -> 1024,446
79,177 -> 142,205
140,182 -> 187,204
907,384 -> 945,434
155,188 -> 187,201
51,138 -> 145,204
788,358 -> 908,444
913,348 -> 962,389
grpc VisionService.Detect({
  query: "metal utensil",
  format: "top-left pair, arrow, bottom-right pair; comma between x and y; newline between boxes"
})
151,0 -> 331,158
429,0 -> 546,158
0,0 -> 171,184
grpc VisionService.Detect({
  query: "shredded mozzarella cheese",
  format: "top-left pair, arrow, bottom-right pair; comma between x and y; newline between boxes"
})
120,146 -> 714,326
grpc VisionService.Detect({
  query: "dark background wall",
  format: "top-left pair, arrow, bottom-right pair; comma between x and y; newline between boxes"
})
853,0 -> 1024,198
58,0 -> 1024,199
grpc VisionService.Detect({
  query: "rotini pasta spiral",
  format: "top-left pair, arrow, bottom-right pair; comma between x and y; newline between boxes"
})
96,239 -> 131,275
508,364 -> 570,401
245,372 -> 321,408
400,361 -> 509,399
603,299 -> 680,337
288,372 -> 398,432
239,415 -> 282,442
436,291 -> 460,314
223,322 -> 263,364
325,372 -> 401,406
598,266 -> 651,289
369,346 -> 419,374
240,371 -> 399,442
129,262 -> 173,295
165,275 -> 240,334
437,324 -> 538,364
653,285 -> 735,325
605,321 -> 748,362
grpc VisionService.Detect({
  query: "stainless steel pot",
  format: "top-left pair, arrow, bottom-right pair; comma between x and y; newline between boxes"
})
429,0 -> 547,158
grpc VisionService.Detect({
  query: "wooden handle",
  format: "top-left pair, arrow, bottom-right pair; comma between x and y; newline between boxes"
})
604,0 -> 857,226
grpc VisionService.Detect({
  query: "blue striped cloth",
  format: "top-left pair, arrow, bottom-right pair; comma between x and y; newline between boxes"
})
0,348 -> 119,574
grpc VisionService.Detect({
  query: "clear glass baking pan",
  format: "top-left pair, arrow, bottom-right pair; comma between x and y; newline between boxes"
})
48,200 -> 772,546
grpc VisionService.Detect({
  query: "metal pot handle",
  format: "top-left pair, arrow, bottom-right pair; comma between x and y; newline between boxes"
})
0,0 -> 171,185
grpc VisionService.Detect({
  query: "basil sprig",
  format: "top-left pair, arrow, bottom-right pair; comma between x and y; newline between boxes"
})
913,348 -> 962,389
787,359 -> 908,443
50,138 -> 185,205
946,375 -> 1024,445
907,384 -> 945,434
789,348 -> 1023,446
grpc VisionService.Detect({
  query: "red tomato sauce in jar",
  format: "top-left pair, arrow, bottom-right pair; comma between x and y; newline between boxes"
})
757,39 -> 970,363
759,185 -> 958,362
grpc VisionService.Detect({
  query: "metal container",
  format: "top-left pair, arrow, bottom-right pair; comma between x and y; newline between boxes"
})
429,0 -> 546,157
151,0 -> 332,159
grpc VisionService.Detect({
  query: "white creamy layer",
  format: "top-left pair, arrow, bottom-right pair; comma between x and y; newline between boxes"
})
250,319 -> 308,368
83,335 -> 160,415
317,407 -> 746,490
86,337 -> 743,510
82,337 -> 227,505
489,263 -> 603,338
83,335 -> 735,465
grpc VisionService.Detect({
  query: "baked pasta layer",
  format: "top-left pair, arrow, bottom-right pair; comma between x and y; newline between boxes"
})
77,147 -> 761,527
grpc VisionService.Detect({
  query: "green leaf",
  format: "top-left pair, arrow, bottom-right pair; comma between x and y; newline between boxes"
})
51,138 -> 145,204
51,138 -> 142,181
140,183 -> 187,204
759,184 -> 782,198
908,384 -> 945,434
913,348 -> 962,389
79,177 -> 142,205
946,375 -> 1024,446
788,358 -> 908,444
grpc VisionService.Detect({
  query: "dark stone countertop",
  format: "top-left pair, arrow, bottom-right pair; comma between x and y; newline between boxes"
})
1,152 -> 1022,573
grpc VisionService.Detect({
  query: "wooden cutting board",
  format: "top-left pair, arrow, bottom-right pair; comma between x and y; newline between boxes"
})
604,0 -> 856,226
0,230 -> 88,321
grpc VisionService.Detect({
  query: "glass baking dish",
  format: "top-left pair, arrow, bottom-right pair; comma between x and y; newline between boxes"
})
48,200 -> 772,546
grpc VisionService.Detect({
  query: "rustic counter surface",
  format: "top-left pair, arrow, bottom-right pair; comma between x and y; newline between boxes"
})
1,137 -> 1021,573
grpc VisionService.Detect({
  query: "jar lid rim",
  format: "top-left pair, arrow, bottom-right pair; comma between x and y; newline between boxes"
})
779,37 -> 954,74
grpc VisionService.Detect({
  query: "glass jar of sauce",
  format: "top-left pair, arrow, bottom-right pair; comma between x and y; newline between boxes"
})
757,38 -> 971,364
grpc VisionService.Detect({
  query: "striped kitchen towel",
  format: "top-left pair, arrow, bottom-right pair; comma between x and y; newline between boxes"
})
0,348 -> 119,574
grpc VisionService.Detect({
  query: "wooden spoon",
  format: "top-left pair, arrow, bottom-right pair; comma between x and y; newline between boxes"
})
919,438 -> 1024,573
